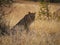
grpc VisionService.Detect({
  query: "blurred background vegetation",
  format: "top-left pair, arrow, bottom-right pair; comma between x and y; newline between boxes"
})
0,0 -> 60,3
0,0 -> 14,7
29,0 -> 60,3
0,0 -> 60,6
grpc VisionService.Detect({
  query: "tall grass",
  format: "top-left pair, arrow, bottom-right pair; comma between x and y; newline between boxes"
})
0,1 -> 60,45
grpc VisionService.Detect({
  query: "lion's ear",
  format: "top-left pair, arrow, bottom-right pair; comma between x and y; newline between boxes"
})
28,12 -> 30,14
28,12 -> 36,14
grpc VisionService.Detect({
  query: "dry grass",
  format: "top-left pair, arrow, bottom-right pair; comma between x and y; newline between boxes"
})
0,19 -> 60,45
0,1 -> 60,45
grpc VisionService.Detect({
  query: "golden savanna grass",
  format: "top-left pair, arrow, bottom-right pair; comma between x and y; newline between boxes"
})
0,1 -> 60,45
